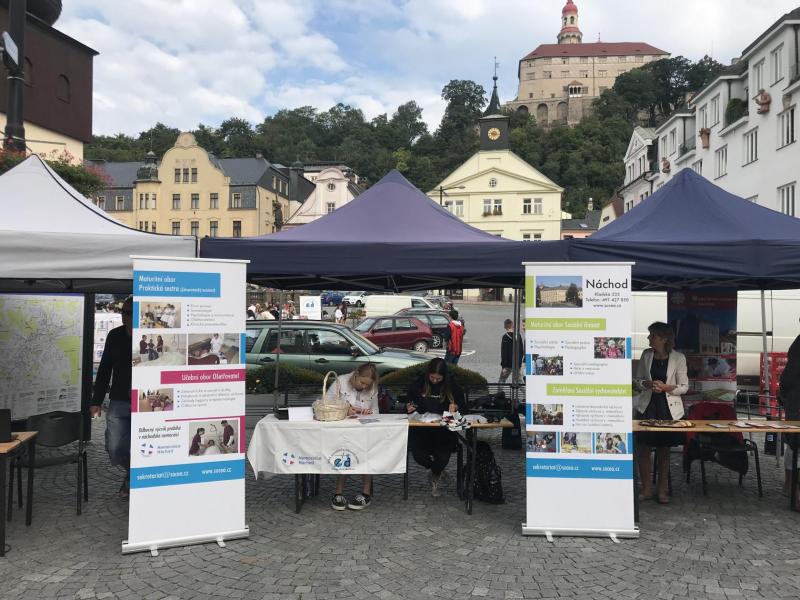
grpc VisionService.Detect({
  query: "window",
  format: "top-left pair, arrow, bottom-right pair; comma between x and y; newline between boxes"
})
395,318 -> 416,330
669,129 -> 676,154
191,193 -> 199,209
771,45 -> 783,84
710,95 -> 720,126
191,168 -> 197,183
660,137 -> 667,158
493,199 -> 502,215
138,221 -> 144,231
96,196 -> 105,210
190,221 -> 199,236
151,194 -> 156,209
373,319 -> 393,332
598,70 -> 607,78
139,193 -> 145,210
744,128 -> 758,164
489,177 -> 497,188
636,55 -> 644,63
523,198 -> 532,214
115,196 -> 124,210
56,74 -> 70,102
779,106 -> 796,148
691,159 -> 703,175
625,200 -> 634,212
779,183 -> 796,216
483,199 -> 492,215
244,328 -> 261,352
232,193 -> 242,208
266,328 -> 306,354
580,70 -> 589,78
151,222 -> 156,232
327,182 -> 335,192
172,193 -> 180,210
209,221 -> 218,237
174,168 -> 180,183
533,233 -> 542,241
233,220 -> 242,237
182,168 -> 189,183
714,146 -> 727,178
561,57 -> 569,64
210,193 -> 218,209
754,60 -> 765,91
561,70 -> 569,78
444,199 -> 453,213
698,105 -> 707,129
580,56 -> 588,64
171,222 -> 180,235
307,329 -> 353,355
326,202 -> 336,214
522,234 -> 531,241
543,71 -> 552,78
533,198 -> 543,215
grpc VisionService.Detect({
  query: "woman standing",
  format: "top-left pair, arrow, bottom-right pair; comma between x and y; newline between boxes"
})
327,363 -> 380,511
634,322 -> 689,504
406,358 -> 465,497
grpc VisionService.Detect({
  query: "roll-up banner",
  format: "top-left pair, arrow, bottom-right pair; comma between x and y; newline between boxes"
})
522,262 -> 637,539
125,256 -> 249,555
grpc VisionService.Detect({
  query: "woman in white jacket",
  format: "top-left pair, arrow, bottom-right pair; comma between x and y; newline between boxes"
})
634,322 -> 689,504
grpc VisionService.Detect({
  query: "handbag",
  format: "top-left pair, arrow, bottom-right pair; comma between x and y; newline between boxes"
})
312,371 -> 349,421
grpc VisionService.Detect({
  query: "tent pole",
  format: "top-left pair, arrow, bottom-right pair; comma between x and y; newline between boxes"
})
273,290 -> 284,412
511,287 -> 521,411
760,290 -> 778,465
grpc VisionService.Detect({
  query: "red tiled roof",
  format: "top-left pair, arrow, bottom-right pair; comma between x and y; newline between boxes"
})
522,42 -> 668,60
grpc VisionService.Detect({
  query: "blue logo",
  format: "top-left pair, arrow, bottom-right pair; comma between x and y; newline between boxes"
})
139,442 -> 155,457
329,448 -> 358,470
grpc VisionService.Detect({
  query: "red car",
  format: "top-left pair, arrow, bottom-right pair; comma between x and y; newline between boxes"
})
354,315 -> 433,352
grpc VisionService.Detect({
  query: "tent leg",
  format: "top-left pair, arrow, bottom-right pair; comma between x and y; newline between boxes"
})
273,290 -> 284,413
760,291 -> 779,466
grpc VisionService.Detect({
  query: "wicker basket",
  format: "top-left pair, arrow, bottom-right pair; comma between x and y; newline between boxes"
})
312,371 -> 349,421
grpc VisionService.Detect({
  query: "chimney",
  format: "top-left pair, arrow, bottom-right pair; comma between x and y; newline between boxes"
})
587,197 -> 593,211
289,160 -> 303,202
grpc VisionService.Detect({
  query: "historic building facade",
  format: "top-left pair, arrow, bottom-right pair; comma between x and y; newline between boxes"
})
88,133 -> 313,238
285,163 -> 363,226
506,0 -> 668,126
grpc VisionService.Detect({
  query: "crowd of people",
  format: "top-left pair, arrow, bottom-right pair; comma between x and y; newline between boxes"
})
247,302 -> 281,320
594,337 -> 625,359
532,355 -> 563,376
141,303 -> 179,329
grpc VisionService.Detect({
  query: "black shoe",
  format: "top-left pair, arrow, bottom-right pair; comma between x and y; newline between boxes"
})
331,494 -> 347,511
347,493 -> 371,510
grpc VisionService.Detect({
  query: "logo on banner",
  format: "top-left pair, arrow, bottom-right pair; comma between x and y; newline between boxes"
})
139,442 -> 155,457
282,452 -> 296,465
329,448 -> 358,470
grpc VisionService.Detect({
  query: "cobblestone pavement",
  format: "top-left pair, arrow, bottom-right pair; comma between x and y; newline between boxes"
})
2,420 -> 800,600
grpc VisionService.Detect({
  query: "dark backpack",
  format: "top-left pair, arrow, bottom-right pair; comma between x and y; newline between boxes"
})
473,441 -> 504,504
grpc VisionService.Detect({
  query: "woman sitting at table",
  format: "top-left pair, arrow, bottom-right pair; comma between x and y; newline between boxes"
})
406,358 -> 465,497
634,321 -> 689,504
328,363 -> 379,511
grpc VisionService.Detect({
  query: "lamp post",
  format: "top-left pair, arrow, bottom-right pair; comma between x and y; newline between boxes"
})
437,184 -> 466,207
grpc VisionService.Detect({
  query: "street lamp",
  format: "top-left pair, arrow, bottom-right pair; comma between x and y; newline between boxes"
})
437,184 -> 466,207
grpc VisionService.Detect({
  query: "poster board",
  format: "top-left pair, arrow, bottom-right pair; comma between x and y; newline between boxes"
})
0,293 -> 84,419
125,256 -> 249,555
522,263 -> 637,539
299,295 -> 322,320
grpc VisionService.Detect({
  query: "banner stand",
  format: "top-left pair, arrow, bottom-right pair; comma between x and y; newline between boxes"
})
122,527 -> 250,556
521,526 -> 639,542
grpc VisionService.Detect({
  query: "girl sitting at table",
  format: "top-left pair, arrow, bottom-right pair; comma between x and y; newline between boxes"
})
406,358 -> 465,497
327,363 -> 379,511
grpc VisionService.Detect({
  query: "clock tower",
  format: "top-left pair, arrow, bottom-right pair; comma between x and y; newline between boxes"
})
479,74 -> 510,151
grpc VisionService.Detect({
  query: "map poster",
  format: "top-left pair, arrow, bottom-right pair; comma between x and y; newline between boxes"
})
522,262 -> 637,539
0,294 -> 84,419
126,256 -> 249,555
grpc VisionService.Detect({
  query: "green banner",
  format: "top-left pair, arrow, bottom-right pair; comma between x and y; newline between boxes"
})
525,275 -> 535,308
546,383 -> 632,397
526,317 -> 606,330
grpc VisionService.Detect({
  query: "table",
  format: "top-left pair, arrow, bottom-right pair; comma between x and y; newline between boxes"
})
632,420 -> 800,519
0,431 -> 36,557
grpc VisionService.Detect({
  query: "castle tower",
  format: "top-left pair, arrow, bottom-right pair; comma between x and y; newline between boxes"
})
557,0 -> 582,44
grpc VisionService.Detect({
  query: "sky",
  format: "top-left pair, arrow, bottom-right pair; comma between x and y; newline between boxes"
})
58,0 -> 800,137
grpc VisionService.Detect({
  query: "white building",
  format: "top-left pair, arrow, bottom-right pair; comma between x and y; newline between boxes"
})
618,7 -> 799,217
618,127 -> 658,214
285,163 -> 363,226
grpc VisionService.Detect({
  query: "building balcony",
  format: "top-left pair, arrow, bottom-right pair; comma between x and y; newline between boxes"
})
679,137 -> 696,156
791,62 -> 800,84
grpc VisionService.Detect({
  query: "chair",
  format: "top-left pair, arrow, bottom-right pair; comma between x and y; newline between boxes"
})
9,411 -> 88,515
683,401 -> 762,497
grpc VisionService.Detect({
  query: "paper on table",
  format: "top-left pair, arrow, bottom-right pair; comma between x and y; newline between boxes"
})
288,406 -> 314,421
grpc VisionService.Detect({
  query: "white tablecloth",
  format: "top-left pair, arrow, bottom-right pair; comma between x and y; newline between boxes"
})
247,414 -> 409,475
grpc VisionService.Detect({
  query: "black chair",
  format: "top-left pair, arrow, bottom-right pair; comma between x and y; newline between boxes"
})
9,411 -> 88,515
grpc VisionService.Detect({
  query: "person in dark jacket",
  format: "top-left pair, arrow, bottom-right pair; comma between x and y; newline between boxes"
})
91,297 -> 133,498
780,332 -> 800,501
499,319 -> 524,383
406,358 -> 465,497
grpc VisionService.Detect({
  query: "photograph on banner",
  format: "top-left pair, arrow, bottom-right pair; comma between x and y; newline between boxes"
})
139,302 -> 182,329
560,432 -> 592,453
534,276 -> 583,308
132,333 -> 187,367
594,432 -> 630,454
138,388 -> 175,412
188,418 -> 239,456
531,404 -> 563,425
530,355 -> 564,376
527,431 -> 557,453
593,337 -> 628,359
187,333 -> 241,365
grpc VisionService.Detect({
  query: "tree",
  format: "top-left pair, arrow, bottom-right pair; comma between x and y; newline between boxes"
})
390,101 -> 428,148
217,118 -> 257,158
612,68 -> 658,125
136,123 -> 181,156
437,79 -> 486,138
686,55 -> 725,93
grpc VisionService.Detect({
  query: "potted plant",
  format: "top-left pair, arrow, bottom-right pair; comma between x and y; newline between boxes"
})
698,127 -> 711,149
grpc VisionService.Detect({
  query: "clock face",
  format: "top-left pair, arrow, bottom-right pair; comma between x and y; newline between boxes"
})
487,127 -> 501,141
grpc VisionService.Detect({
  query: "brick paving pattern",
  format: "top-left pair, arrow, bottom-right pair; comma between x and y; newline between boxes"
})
2,419 -> 800,599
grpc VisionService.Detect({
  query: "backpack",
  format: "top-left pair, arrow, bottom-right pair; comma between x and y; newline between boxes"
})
473,441 -> 504,504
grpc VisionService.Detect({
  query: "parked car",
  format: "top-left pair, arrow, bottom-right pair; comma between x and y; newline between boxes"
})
424,295 -> 454,311
320,290 -> 345,306
393,308 -> 453,349
354,316 -> 434,352
245,320 -> 429,377
363,294 -> 437,317
342,291 -> 373,307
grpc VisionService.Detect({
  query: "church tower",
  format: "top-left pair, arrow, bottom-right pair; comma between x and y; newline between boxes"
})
557,0 -> 582,44
479,74 -> 510,151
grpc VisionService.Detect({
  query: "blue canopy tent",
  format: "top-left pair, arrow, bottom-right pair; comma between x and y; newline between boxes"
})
201,169 -> 568,291
569,169 -> 800,290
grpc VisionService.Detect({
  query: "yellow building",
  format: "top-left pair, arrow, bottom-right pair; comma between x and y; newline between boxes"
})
506,0 -> 668,126
429,79 -> 564,243
89,133 -> 313,238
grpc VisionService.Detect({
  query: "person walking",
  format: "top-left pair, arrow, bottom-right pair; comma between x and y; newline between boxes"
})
499,318 -> 524,383
334,303 -> 345,324
444,309 -> 465,365
91,297 -> 134,498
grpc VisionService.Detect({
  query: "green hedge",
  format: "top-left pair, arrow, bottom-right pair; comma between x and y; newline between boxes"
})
246,364 -> 324,394
379,363 -> 487,389
725,98 -> 747,126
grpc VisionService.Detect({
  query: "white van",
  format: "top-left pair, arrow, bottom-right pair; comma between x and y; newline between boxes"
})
364,295 -> 437,317
632,290 -> 800,390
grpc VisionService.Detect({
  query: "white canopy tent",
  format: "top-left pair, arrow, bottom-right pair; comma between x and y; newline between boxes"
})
0,155 -> 196,292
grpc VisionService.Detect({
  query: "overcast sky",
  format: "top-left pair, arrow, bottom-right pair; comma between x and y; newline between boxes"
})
59,0 -> 800,136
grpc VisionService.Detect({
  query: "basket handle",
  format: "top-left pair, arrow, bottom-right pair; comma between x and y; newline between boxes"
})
322,370 -> 339,401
